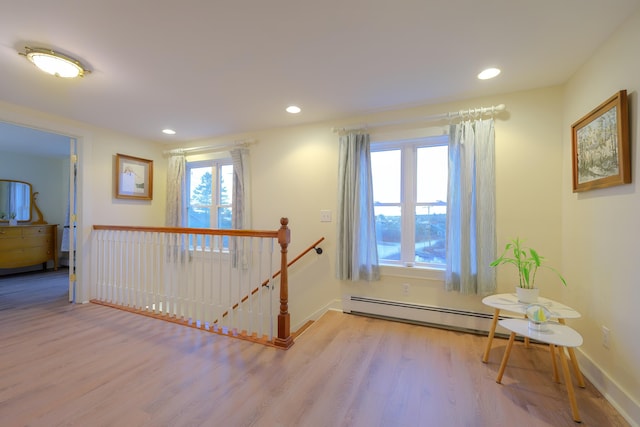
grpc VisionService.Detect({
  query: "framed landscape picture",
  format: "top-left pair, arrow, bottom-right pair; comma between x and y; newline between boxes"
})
115,153 -> 153,200
571,90 -> 630,192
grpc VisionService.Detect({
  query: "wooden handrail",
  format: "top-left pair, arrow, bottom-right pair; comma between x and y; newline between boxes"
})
93,224 -> 279,238
215,236 -> 325,321
279,237 -> 325,281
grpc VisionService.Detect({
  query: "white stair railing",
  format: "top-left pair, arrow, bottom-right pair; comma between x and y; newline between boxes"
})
91,220 -> 292,345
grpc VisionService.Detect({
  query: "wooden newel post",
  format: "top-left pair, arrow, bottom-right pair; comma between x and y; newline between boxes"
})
274,217 -> 294,349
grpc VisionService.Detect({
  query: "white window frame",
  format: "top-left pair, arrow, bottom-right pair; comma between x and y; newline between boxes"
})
186,158 -> 233,230
185,158 -> 234,254
371,135 -> 448,271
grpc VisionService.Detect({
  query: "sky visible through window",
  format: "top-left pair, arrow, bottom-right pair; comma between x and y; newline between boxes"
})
371,145 -> 447,206
190,167 -> 210,203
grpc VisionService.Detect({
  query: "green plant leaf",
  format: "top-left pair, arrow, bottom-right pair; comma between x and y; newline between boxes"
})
489,237 -> 567,289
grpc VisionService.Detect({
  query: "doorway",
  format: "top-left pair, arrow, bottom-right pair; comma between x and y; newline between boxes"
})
0,120 -> 80,302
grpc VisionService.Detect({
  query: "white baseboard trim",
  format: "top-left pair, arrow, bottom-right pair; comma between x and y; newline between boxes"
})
575,348 -> 639,426
292,298 -> 341,332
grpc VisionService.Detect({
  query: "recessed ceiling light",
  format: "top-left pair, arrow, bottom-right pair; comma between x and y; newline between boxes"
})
162,129 -> 176,135
478,67 -> 501,80
20,46 -> 89,78
286,105 -> 301,114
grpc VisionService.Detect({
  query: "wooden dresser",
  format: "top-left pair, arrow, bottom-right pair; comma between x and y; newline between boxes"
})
0,224 -> 58,270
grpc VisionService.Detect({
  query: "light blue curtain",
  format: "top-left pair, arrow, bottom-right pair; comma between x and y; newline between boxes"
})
230,148 -> 251,269
165,152 -> 186,227
231,148 -> 251,230
445,119 -> 496,295
336,132 -> 380,281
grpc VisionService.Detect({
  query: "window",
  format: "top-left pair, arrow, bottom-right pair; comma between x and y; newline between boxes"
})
371,136 -> 448,268
186,159 -> 233,230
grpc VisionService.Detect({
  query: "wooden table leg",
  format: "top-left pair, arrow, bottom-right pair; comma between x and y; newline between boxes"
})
559,345 -> 581,422
558,319 -> 586,388
549,344 -> 560,383
566,347 -> 586,388
483,308 -> 500,363
496,332 -> 516,383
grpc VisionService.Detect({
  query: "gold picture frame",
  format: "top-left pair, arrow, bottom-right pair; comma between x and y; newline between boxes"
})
571,90 -> 630,192
115,153 -> 153,200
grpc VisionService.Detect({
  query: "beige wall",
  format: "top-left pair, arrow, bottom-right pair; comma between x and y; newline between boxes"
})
0,85 -> 573,361
562,8 -> 640,423
178,85 -> 566,327
76,128 -> 166,303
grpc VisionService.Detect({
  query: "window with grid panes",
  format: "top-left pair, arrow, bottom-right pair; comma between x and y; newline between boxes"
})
371,136 -> 448,268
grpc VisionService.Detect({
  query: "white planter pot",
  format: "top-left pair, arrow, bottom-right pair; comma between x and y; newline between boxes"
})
516,287 -> 539,303
9,219 -> 17,226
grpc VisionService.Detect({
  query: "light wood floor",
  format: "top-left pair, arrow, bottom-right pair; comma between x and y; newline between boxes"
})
0,270 -> 629,427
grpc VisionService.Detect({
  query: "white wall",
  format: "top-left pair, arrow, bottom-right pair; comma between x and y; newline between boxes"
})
562,8 -> 640,424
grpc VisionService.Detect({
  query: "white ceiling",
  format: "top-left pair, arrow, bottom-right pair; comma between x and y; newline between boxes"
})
1,0 -> 639,155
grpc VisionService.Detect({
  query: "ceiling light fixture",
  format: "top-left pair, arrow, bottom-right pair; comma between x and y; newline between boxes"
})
286,105 -> 301,114
478,67 -> 501,80
20,46 -> 89,78
162,129 -> 176,135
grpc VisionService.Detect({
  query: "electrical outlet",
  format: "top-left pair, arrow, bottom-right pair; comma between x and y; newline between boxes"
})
402,283 -> 410,296
320,210 -> 332,222
602,326 -> 610,349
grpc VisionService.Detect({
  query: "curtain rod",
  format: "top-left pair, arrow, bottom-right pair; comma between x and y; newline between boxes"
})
163,139 -> 257,156
332,103 -> 506,134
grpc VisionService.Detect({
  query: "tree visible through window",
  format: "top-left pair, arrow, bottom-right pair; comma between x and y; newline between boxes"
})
187,159 -> 233,247
371,136 -> 448,267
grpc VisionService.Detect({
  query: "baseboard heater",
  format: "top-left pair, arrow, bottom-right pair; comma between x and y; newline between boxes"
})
343,295 -> 505,336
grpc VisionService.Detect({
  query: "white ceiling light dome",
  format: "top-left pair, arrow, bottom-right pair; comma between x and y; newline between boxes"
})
20,46 -> 90,78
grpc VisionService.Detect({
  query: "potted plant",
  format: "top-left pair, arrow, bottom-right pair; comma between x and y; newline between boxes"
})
9,212 -> 17,226
490,237 -> 567,303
